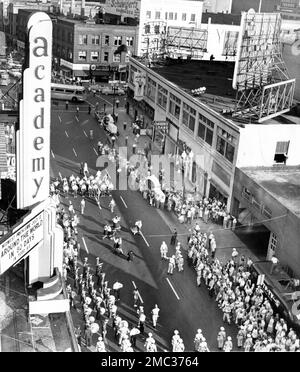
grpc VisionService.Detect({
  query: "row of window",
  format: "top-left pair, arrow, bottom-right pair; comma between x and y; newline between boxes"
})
78,35 -> 134,47
134,71 -> 237,164
242,187 -> 272,219
145,11 -> 196,22
77,50 -> 128,63
144,24 -> 166,35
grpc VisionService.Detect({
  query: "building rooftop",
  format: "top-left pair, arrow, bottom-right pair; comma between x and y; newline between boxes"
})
201,12 -> 242,25
150,59 -> 300,125
242,166 -> 300,216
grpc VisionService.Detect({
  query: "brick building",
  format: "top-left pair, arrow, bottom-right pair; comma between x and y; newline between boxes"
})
15,9 -> 139,81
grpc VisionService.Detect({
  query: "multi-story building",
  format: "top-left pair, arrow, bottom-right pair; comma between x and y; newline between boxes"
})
15,9 -> 139,81
203,0 -> 232,13
231,0 -> 280,14
126,55 -> 300,275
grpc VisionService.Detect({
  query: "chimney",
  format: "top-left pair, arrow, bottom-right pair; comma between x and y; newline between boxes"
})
81,0 -> 85,17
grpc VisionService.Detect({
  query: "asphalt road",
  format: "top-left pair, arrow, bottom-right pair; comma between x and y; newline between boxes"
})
50,92 -> 238,352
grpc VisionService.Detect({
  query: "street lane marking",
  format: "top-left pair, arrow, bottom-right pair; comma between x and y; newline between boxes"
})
83,130 -> 88,137
166,278 -> 180,300
65,130 -> 69,138
75,116 -> 79,122
51,149 -> 55,159
132,281 -> 144,304
58,115 -> 62,123
82,237 -> 89,254
120,196 -> 127,208
93,147 -> 98,155
73,148 -> 77,157
140,231 -> 150,247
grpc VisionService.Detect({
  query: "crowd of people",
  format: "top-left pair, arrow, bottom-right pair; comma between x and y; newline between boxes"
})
185,225 -> 300,352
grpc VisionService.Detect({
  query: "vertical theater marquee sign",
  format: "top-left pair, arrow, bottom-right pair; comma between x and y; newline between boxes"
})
17,12 -> 52,209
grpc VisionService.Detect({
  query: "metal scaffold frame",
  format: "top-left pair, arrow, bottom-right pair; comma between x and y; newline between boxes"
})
232,11 -> 296,122
165,26 -> 208,59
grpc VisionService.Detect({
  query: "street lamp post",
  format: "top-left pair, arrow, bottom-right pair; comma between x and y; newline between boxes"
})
112,85 -> 117,117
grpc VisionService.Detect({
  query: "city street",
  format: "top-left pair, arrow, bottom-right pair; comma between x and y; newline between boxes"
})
50,91 -> 239,352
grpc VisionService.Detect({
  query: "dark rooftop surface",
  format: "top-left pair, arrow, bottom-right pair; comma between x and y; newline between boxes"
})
201,12 -> 242,25
151,59 -> 236,109
242,167 -> 300,215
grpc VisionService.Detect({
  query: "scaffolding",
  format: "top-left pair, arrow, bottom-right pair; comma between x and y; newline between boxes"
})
165,26 -> 208,60
232,11 -> 295,122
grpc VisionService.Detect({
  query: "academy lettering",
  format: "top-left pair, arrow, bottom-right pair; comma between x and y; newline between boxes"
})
31,36 -> 48,199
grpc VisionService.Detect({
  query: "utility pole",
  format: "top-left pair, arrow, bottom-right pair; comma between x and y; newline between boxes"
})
258,0 -> 262,13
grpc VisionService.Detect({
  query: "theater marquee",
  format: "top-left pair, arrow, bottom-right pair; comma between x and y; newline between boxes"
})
17,12 -> 52,209
0,212 -> 44,275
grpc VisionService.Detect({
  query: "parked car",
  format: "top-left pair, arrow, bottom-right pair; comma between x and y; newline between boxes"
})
101,86 -> 126,96
89,84 -> 106,93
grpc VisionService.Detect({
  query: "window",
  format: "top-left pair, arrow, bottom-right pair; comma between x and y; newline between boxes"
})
68,32 -> 73,44
154,25 -> 160,34
104,35 -> 109,46
114,36 -> 122,46
78,51 -> 87,60
197,114 -> 214,146
274,141 -> 290,164
79,34 -> 88,45
190,14 -> 196,22
91,51 -> 99,61
169,93 -> 181,119
174,13 -> 177,20
92,35 -> 100,45
252,196 -> 261,210
263,206 -> 272,219
104,52 -> 109,62
165,12 -> 168,20
146,11 -> 151,19
169,12 -> 174,20
68,50 -> 73,60
242,187 -> 251,202
182,103 -> 196,132
146,77 -> 156,102
216,127 -> 236,163
182,13 -> 187,21
155,11 -> 161,19
157,85 -> 168,110
126,37 -> 134,46
113,53 -> 120,62
145,24 -> 150,34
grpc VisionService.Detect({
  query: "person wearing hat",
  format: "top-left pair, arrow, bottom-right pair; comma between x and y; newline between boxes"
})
151,304 -> 160,329
137,306 -> 146,334
171,330 -> 181,351
129,324 -> 140,348
223,336 -> 233,352
144,333 -> 155,352
120,335 -> 131,352
237,326 -> 245,348
194,329 -> 203,351
160,241 -> 168,260
167,255 -> 176,275
244,334 -> 253,352
177,254 -> 184,272
96,336 -> 106,352
217,327 -> 226,350
198,339 -> 209,352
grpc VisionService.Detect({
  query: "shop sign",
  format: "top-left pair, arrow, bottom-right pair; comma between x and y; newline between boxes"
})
0,212 -> 44,275
17,12 -> 52,209
153,121 -> 168,132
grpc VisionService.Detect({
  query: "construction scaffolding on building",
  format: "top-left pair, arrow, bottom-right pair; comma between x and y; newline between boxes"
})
232,10 -> 295,123
165,26 -> 208,60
